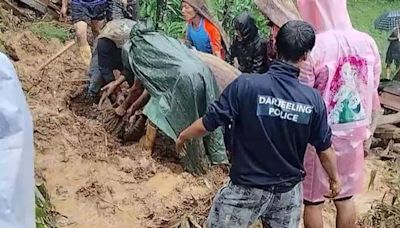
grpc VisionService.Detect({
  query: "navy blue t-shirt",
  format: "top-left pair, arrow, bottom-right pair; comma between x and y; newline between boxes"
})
203,61 -> 332,190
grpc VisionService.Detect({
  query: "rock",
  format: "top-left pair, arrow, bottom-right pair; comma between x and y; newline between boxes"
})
393,143 -> 400,154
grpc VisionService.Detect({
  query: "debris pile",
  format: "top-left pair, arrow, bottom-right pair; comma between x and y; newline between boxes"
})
359,80 -> 400,227
0,0 -> 61,19
360,162 -> 400,228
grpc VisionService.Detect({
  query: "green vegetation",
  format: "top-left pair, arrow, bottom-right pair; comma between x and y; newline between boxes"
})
35,184 -> 57,228
139,0 -> 398,75
348,0 -> 399,65
140,0 -> 397,52
31,22 -> 71,43
139,0 -> 268,38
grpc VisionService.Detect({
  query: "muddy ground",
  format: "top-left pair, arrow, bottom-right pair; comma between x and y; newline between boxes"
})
2,26 -> 394,227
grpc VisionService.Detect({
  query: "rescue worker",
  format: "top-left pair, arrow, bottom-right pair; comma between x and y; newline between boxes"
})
181,0 -> 229,59
229,12 -> 269,73
60,0 -> 108,66
297,1 -> 382,227
176,21 -> 341,228
87,18 -> 136,101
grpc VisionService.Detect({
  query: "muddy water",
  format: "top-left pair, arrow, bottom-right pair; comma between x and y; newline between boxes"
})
5,29 -> 389,228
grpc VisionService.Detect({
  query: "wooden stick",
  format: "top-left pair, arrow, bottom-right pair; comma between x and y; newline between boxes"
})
64,79 -> 90,82
37,40 -> 76,71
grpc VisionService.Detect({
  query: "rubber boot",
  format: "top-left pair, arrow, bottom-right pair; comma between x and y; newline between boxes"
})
142,121 -> 157,150
79,43 -> 92,67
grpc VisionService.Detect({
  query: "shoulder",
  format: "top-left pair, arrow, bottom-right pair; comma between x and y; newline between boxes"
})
236,73 -> 270,88
204,19 -> 220,34
354,30 -> 378,44
297,82 -> 324,104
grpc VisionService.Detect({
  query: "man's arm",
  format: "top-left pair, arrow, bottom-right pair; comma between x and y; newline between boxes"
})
101,75 -> 126,96
309,96 -> 341,198
125,90 -> 150,119
318,147 -> 341,198
115,79 -> 143,116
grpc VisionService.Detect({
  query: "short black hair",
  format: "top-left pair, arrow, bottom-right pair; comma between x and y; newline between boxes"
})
276,20 -> 316,63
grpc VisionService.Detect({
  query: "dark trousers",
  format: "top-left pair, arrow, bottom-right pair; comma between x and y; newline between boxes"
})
88,37 -> 122,95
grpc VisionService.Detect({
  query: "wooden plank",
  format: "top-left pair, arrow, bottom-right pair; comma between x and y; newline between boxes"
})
378,112 -> 400,126
37,40 -> 76,71
47,1 -> 59,12
19,0 -> 47,13
382,80 -> 400,96
0,0 -> 34,19
380,92 -> 400,111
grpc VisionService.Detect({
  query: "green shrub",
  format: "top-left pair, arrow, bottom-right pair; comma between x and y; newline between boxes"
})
31,22 -> 71,43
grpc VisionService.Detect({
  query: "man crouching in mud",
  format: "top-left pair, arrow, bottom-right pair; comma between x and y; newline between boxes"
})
75,17 -> 150,122
176,21 -> 341,228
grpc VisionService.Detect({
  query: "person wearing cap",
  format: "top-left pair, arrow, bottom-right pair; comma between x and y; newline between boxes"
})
181,0 -> 229,59
176,21 -> 340,228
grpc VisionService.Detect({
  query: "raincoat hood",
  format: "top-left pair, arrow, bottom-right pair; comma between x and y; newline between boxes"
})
297,0 -> 353,32
182,0 -> 230,49
255,0 -> 301,27
234,12 -> 258,42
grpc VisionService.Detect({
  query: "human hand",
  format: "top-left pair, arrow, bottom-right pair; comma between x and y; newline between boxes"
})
116,93 -> 125,106
115,105 -> 127,116
175,133 -> 188,158
324,178 -> 341,199
122,107 -> 136,121
363,138 -> 372,158
101,81 -> 119,96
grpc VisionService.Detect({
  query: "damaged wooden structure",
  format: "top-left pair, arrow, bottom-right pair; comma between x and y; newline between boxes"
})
0,0 -> 60,19
372,80 -> 400,159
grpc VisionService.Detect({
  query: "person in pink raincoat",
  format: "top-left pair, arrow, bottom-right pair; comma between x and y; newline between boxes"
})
297,0 -> 382,227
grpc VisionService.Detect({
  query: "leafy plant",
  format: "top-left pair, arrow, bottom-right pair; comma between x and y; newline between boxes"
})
35,184 -> 57,228
139,0 -> 268,39
31,22 -> 71,43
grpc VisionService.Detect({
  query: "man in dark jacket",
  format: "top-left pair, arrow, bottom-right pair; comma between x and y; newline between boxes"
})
386,25 -> 400,79
176,21 -> 341,227
229,12 -> 269,73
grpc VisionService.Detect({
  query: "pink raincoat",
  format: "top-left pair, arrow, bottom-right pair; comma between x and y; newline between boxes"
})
297,0 -> 381,202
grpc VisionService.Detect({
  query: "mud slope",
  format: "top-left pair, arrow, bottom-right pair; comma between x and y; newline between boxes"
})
5,30 -> 390,228
8,31 -> 226,228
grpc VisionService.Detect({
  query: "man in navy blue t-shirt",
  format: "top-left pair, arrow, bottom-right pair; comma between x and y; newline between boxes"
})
176,21 -> 341,228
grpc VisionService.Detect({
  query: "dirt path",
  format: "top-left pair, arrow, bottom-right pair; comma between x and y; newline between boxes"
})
5,30 -> 389,227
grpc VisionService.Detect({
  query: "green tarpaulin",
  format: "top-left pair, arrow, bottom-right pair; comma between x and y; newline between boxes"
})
122,21 -> 228,174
